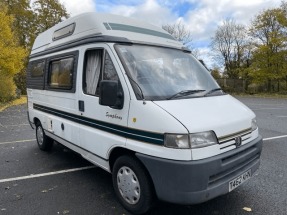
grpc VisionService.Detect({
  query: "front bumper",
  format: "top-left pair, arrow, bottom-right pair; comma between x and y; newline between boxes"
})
136,136 -> 262,205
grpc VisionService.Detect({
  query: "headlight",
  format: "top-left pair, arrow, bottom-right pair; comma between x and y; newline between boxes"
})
164,131 -> 218,149
164,134 -> 189,148
189,131 -> 218,149
251,118 -> 258,131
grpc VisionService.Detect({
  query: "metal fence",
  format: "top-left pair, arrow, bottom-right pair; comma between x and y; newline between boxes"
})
215,78 -> 287,94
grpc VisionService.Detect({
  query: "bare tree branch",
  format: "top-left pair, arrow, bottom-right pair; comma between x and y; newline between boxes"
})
210,19 -> 248,78
162,21 -> 198,57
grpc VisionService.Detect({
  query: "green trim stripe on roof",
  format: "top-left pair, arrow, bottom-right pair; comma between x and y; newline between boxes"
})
103,22 -> 175,40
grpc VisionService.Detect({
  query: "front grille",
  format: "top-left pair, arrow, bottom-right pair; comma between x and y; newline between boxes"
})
208,153 -> 260,186
218,128 -> 252,150
208,144 -> 260,187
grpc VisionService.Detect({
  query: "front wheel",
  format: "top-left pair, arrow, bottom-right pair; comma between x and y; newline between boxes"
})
112,155 -> 155,214
35,122 -> 53,151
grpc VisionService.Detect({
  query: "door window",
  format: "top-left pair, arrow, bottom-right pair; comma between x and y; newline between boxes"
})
83,50 -> 120,96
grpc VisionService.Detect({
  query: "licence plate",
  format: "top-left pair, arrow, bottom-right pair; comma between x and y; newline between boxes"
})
229,169 -> 251,192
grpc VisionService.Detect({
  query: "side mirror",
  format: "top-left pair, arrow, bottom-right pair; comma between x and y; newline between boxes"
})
99,80 -> 124,109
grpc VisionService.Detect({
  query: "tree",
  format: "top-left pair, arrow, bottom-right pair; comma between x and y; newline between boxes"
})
0,4 -> 26,101
4,0 -> 35,94
3,0 -> 69,94
279,1 -> 287,25
210,67 -> 222,79
4,0 -> 69,49
162,21 -> 198,56
249,7 -> 287,91
162,21 -> 192,45
211,19 -> 249,78
4,0 -> 35,49
33,0 -> 69,34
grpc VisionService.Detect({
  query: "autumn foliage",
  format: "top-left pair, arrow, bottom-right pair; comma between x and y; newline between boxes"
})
0,5 -> 26,102
0,0 -> 68,102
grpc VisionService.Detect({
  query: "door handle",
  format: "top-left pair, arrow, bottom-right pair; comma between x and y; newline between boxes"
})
79,100 -> 85,112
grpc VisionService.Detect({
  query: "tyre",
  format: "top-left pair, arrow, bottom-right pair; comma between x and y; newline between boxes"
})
35,121 -> 54,151
112,155 -> 155,214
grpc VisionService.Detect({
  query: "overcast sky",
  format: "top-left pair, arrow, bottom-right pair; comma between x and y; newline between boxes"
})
59,0 -> 282,67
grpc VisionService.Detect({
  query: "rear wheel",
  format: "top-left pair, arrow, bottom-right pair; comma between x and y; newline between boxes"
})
35,122 -> 53,151
112,155 -> 155,214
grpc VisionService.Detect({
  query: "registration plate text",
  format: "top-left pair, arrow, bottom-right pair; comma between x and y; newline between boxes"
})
229,169 -> 252,192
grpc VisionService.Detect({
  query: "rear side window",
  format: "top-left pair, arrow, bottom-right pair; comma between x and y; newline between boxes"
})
31,61 -> 45,77
26,60 -> 46,89
48,57 -> 74,89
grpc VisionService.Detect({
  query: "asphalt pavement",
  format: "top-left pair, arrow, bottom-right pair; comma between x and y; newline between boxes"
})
0,96 -> 287,215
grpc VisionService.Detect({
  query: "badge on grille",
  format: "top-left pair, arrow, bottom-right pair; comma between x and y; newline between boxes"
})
235,136 -> 242,148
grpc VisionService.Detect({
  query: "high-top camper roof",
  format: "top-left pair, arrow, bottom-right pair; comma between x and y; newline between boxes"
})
31,13 -> 183,56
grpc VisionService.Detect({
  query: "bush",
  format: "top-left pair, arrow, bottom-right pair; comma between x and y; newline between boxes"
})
14,69 -> 27,95
0,74 -> 17,102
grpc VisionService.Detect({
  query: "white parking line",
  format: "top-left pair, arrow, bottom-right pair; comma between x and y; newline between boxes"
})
0,115 -> 27,119
263,135 -> 287,141
0,124 -> 30,129
0,166 -> 97,183
252,108 -> 287,110
0,139 -> 36,145
0,135 -> 287,183
1,133 -> 287,147
0,134 -> 286,184
5,124 -> 30,127
244,103 -> 286,106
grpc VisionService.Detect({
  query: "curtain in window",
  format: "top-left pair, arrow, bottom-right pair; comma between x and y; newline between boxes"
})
86,50 -> 101,95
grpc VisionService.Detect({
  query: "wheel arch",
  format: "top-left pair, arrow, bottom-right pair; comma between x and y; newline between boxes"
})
33,117 -> 41,126
108,147 -> 135,171
108,146 -> 157,197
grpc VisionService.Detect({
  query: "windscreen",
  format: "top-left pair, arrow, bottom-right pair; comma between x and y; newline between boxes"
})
116,45 -> 220,100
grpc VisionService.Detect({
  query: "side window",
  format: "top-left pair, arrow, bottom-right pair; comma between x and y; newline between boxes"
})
31,61 -> 45,77
83,50 -> 120,96
27,59 -> 46,90
48,57 -> 74,89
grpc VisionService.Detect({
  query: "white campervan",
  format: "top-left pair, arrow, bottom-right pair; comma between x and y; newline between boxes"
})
27,13 -> 262,214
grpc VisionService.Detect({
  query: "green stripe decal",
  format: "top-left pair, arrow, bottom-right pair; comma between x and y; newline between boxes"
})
107,23 -> 175,40
33,104 -> 164,145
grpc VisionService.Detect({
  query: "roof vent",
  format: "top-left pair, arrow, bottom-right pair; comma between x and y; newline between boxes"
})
53,23 -> 76,41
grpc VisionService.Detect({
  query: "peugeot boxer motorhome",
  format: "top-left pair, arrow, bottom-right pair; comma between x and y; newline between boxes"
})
27,13 -> 262,214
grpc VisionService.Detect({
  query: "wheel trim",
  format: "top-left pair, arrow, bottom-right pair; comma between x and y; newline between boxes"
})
117,166 -> 141,205
36,126 -> 44,146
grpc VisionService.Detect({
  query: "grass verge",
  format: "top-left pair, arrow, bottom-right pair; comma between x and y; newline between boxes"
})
0,96 -> 27,112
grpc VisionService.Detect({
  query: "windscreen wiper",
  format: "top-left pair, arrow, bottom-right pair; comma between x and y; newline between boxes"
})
204,88 -> 223,96
167,89 -> 206,100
